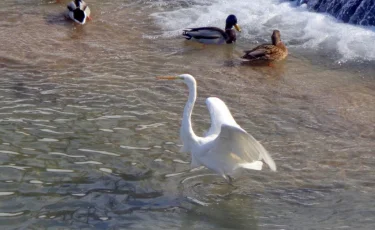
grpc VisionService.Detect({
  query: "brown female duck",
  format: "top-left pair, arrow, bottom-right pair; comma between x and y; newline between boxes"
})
242,30 -> 288,61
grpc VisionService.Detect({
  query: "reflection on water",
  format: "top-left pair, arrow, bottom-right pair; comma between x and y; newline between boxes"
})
0,0 -> 374,229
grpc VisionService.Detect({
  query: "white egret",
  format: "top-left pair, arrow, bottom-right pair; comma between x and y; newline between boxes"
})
157,74 -> 276,183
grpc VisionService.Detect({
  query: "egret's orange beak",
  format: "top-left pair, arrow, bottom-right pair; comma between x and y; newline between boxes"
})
156,76 -> 178,80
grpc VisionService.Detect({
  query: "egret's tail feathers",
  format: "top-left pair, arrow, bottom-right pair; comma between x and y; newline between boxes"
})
255,140 -> 277,172
262,151 -> 277,172
239,161 -> 263,171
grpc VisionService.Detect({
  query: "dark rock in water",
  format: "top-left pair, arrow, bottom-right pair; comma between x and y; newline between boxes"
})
293,0 -> 375,26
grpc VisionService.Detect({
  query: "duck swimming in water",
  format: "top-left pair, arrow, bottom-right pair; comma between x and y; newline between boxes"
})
242,30 -> 288,62
182,15 -> 241,44
65,0 -> 91,25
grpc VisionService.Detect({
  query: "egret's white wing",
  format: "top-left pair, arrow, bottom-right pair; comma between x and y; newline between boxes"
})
201,124 -> 276,175
205,97 -> 238,137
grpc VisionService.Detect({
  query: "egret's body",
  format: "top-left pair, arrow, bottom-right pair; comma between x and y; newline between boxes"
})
158,74 -> 276,182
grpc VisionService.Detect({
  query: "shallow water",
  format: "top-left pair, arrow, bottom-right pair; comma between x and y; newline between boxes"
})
0,0 -> 374,229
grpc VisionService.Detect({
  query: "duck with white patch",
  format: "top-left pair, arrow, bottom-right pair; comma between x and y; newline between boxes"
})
65,0 -> 91,25
182,15 -> 241,44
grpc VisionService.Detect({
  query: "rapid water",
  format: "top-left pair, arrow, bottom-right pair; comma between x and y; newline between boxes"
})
295,0 -> 375,26
151,0 -> 375,63
0,0 -> 374,229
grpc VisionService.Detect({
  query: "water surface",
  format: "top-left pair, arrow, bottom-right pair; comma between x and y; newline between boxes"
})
0,0 -> 374,229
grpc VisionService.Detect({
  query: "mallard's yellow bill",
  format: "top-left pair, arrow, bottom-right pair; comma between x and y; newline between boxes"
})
156,76 -> 178,80
234,24 -> 241,32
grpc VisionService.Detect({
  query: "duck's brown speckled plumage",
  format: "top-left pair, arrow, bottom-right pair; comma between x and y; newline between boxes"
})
242,30 -> 288,62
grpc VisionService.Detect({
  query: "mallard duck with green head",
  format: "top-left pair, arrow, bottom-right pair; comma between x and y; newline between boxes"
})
65,0 -> 91,25
182,15 -> 241,44
242,30 -> 288,62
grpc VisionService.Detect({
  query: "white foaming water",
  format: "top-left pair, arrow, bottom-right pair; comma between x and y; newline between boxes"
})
150,0 -> 375,62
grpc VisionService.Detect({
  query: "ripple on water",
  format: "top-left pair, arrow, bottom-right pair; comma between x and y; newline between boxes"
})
13,109 -> 52,115
38,108 -> 75,115
38,138 -> 59,142
33,124 -> 57,129
0,165 -> 30,170
78,149 -> 120,157
46,168 -> 74,173
21,118 -> 50,123
54,119 -> 72,123
0,212 -> 24,217
165,172 -> 186,177
16,131 -> 30,136
48,152 -> 85,158
120,145 -> 150,150
0,192 -> 14,196
165,142 -> 174,145
113,127 -> 130,131
40,129 -> 71,134
99,129 -> 114,132
99,168 -> 113,173
74,161 -> 102,165
186,196 -> 209,206
71,193 -> 86,197
0,150 -> 20,155
40,89 -> 59,95
173,159 -> 189,164
22,148 -> 35,151
136,122 -> 166,130
0,118 -> 24,123
87,115 -> 136,121
0,104 -> 35,110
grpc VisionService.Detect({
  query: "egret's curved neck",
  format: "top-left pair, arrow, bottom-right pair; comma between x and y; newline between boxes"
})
181,81 -> 199,147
